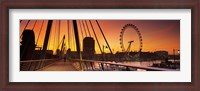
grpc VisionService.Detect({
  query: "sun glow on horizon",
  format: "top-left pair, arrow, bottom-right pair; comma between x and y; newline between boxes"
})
20,20 -> 180,55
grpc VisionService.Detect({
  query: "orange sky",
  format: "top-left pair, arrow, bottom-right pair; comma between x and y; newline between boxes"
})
20,20 -> 180,55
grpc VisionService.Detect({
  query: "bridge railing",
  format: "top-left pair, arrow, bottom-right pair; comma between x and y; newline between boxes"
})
20,59 -> 58,71
70,59 -> 178,71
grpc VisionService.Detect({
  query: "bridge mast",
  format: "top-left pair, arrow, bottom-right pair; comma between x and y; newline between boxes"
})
73,20 -> 83,70
41,20 -> 53,59
72,20 -> 81,59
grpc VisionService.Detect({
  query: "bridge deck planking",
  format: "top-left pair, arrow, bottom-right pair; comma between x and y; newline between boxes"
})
39,60 -> 77,71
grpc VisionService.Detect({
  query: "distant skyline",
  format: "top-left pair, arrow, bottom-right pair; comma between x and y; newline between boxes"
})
20,20 -> 180,54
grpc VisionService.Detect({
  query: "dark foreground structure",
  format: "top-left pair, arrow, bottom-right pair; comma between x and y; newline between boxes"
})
20,29 -> 36,61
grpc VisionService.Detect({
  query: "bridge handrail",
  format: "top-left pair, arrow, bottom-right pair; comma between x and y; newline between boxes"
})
20,59 -> 59,71
20,59 -> 59,63
71,59 -> 177,71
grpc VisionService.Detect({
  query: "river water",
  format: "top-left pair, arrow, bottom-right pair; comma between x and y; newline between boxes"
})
86,60 -> 180,71
117,60 -> 180,66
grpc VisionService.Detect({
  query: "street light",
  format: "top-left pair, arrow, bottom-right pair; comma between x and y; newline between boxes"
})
102,45 -> 108,61
103,45 -> 108,53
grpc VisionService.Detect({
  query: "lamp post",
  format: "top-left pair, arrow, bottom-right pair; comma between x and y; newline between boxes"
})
102,45 -> 108,61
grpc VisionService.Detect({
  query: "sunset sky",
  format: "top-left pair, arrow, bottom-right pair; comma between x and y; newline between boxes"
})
20,20 -> 180,55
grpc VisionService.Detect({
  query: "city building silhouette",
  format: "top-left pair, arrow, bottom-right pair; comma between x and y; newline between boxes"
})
20,30 -> 36,61
83,37 -> 95,60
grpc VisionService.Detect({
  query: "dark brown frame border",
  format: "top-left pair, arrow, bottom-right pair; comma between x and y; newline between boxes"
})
0,0 -> 199,91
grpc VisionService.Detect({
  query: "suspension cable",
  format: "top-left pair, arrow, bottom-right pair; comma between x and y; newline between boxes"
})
36,20 -> 44,45
53,21 -> 57,54
71,22 -> 75,51
57,35 -> 64,50
78,20 -> 84,39
81,20 -> 88,37
85,20 -> 91,37
67,20 -> 70,49
89,20 -> 103,54
77,20 -> 83,51
43,20 -> 53,59
32,20 -> 37,30
57,37 -> 63,50
24,20 -> 30,29
96,20 -> 113,54
57,20 -> 60,49
20,20 -> 30,39
69,21 -> 72,50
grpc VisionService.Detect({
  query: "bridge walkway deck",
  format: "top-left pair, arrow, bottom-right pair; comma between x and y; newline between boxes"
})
39,60 -> 77,71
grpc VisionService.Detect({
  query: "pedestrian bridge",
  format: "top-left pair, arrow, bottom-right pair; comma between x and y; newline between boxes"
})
20,59 -> 178,71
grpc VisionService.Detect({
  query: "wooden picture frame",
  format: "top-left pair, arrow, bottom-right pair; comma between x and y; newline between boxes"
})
1,0 -> 199,91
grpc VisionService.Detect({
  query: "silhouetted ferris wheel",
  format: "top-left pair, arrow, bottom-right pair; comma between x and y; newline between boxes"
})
119,24 -> 143,60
